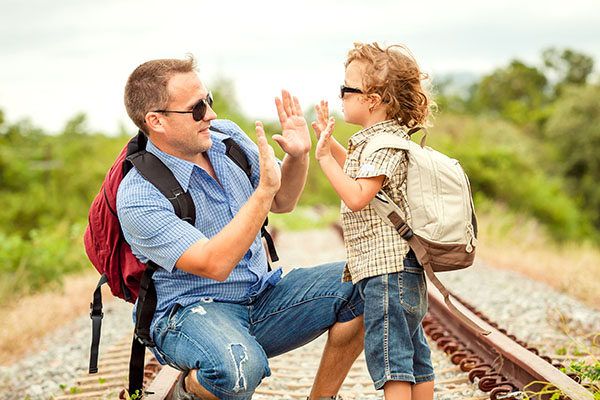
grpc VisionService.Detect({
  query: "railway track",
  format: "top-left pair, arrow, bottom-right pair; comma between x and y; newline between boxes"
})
52,282 -> 596,400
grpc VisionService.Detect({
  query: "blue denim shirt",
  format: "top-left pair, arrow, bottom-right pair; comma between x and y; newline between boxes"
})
116,119 -> 282,338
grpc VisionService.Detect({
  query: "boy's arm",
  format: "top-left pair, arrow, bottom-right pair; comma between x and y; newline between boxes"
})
315,117 -> 384,211
318,155 -> 384,211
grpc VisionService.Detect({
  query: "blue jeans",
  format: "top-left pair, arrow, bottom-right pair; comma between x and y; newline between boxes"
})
153,262 -> 363,400
357,255 -> 435,389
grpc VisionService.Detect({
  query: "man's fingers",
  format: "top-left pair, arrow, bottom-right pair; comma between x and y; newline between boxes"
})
255,121 -> 268,149
293,96 -> 303,116
274,97 -> 288,124
281,89 -> 293,116
256,121 -> 276,158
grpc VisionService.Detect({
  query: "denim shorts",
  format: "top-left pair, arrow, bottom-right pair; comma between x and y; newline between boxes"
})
152,261 -> 363,400
357,254 -> 435,389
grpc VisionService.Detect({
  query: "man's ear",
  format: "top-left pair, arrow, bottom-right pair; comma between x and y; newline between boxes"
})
144,112 -> 166,133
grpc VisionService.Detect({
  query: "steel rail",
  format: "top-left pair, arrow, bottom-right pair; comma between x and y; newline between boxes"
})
425,283 -> 594,400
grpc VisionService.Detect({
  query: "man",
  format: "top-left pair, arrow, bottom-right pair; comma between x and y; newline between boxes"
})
117,56 -> 364,400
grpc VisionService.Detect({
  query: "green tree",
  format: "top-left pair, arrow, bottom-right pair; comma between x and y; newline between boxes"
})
545,84 -> 600,227
470,60 -> 549,125
542,47 -> 594,95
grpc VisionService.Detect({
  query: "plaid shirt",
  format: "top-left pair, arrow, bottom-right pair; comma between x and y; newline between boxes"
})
341,120 -> 411,283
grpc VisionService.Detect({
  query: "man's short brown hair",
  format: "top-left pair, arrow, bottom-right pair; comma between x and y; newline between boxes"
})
124,55 -> 197,133
345,42 -> 435,128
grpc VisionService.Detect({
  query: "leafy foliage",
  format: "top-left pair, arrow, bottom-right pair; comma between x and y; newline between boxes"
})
545,84 -> 600,228
0,48 -> 599,302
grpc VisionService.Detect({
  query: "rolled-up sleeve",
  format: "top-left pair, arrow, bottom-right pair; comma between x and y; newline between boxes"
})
356,147 -> 406,186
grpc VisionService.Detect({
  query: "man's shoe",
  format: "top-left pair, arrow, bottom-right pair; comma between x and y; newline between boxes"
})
172,372 -> 202,400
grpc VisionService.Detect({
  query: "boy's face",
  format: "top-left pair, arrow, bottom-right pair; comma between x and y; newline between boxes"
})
342,60 -> 370,127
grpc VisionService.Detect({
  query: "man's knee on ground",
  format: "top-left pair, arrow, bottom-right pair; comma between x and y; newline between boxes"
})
192,343 -> 269,398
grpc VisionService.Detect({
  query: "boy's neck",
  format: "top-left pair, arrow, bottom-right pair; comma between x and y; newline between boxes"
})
361,112 -> 390,130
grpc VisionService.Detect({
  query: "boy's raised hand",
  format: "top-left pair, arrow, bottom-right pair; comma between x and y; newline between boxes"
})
255,121 -> 281,196
314,115 -> 335,162
272,90 -> 311,158
311,100 -> 331,140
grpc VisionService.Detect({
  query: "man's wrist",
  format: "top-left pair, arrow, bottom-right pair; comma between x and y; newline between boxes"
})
285,150 -> 310,160
254,184 -> 278,201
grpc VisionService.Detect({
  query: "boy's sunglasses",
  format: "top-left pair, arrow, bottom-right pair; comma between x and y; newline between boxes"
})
340,85 -> 363,98
154,92 -> 214,121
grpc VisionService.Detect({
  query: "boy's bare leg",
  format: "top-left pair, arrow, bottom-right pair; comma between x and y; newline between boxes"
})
412,381 -> 434,400
383,381 -> 411,399
308,316 -> 365,400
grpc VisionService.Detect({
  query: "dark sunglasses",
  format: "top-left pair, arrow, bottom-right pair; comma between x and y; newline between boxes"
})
340,85 -> 363,98
154,92 -> 214,121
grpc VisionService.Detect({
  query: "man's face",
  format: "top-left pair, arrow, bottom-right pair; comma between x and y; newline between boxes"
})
161,72 -> 217,157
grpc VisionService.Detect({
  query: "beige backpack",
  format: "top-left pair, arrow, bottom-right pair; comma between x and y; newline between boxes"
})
361,128 -> 488,335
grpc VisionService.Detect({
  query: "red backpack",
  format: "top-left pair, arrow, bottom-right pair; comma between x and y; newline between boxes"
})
84,127 -> 278,396
84,132 -> 149,304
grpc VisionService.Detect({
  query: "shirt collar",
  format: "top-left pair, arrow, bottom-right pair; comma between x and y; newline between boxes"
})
145,128 -> 232,192
348,120 -> 408,148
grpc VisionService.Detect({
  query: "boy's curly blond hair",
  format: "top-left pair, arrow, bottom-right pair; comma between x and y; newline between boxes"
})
345,42 -> 435,128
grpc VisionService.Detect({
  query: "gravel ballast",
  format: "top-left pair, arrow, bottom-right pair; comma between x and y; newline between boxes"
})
1,228 -> 598,399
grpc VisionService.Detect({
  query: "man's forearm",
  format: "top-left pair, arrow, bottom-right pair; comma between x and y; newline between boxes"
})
175,186 -> 276,281
271,153 -> 309,213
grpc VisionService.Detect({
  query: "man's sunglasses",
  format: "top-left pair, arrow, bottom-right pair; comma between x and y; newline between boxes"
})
154,92 -> 214,121
340,85 -> 363,98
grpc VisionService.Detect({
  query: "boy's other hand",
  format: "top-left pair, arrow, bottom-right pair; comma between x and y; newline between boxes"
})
311,100 -> 331,140
314,116 -> 336,162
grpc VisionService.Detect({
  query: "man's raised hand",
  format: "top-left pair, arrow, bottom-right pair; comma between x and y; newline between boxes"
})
255,121 -> 281,196
272,90 -> 311,158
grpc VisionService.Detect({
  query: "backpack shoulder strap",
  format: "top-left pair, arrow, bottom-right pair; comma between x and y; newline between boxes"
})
126,150 -> 196,225
360,133 -> 410,163
122,149 -> 196,396
210,125 -> 252,179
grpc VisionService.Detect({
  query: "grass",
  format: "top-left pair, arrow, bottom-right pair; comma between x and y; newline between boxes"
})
475,202 -> 600,311
0,270 -> 114,365
1,204 -> 599,365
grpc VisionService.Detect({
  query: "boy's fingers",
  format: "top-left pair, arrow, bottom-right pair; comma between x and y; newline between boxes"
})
311,121 -> 321,134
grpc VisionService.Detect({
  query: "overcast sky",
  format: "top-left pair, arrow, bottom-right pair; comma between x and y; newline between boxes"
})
1,0 -> 599,134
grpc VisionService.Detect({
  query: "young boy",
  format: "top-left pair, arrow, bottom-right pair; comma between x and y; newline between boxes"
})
312,42 -> 436,399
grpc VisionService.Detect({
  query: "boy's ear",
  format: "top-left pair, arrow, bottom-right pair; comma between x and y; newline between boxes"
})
368,94 -> 383,111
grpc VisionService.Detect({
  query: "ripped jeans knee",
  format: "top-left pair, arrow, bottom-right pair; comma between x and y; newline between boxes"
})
153,300 -> 270,400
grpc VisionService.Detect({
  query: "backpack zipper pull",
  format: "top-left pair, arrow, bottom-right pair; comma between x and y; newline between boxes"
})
465,223 -> 477,253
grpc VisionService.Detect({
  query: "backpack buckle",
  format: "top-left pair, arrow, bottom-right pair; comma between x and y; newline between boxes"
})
134,332 -> 156,348
89,302 -> 104,320
395,222 -> 413,240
